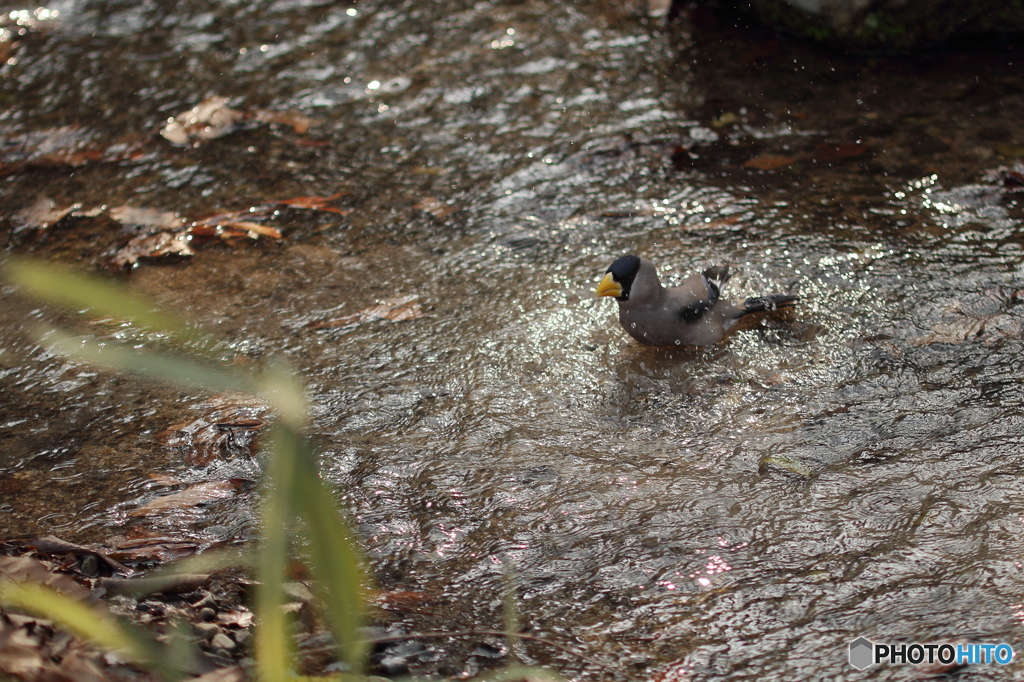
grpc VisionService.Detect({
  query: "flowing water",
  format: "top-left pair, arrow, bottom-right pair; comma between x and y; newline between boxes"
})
2,0 -> 1024,678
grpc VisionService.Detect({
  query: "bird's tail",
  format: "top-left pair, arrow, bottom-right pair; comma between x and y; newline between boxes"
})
740,294 -> 799,317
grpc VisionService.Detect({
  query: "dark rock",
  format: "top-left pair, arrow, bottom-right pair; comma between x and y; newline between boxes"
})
717,0 -> 1024,50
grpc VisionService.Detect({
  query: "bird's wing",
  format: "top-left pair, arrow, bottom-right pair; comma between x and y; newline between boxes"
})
668,271 -> 721,323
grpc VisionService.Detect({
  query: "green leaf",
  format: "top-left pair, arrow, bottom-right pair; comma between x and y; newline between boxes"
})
45,330 -> 258,394
293,440 -> 368,668
111,547 -> 253,598
260,360 -> 308,430
255,425 -> 301,682
5,258 -> 211,351
475,666 -> 564,681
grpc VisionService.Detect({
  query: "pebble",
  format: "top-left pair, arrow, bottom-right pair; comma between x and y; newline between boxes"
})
211,633 -> 235,650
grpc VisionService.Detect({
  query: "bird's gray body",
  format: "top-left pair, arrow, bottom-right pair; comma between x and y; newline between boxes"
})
616,259 -> 740,346
598,256 -> 797,347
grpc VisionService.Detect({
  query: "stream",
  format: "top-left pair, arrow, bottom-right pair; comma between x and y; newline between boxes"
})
2,0 -> 1024,679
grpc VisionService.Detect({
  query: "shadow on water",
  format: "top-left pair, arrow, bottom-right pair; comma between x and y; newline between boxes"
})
2,0 -> 1024,678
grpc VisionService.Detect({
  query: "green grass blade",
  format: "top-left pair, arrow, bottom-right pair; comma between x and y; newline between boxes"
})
293,446 -> 368,668
255,425 -> 302,682
475,666 -> 564,681
0,582 -> 160,667
45,330 -> 257,393
260,360 -> 308,430
5,258 -> 211,350
502,568 -> 522,665
109,547 -> 253,598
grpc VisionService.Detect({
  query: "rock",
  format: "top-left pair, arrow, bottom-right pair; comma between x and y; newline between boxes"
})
194,622 -> 220,639
718,0 -> 1024,50
211,633 -> 236,650
377,655 -> 409,676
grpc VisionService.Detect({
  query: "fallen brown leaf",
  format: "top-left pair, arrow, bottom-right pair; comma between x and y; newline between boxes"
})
252,109 -> 321,134
276,192 -> 347,213
308,295 -> 428,329
216,609 -> 254,629
109,206 -> 184,231
413,196 -> 455,219
12,196 -> 78,230
128,479 -> 249,517
815,143 -> 867,162
0,556 -> 92,600
112,231 -> 195,268
159,394 -> 271,466
742,155 -> 795,170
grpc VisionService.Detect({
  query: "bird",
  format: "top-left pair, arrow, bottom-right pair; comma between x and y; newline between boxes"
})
595,254 -> 798,347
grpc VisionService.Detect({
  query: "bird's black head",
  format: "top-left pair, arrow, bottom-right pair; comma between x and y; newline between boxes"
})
596,254 -> 641,301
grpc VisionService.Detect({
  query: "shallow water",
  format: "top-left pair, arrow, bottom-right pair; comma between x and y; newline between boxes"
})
2,0 -> 1024,678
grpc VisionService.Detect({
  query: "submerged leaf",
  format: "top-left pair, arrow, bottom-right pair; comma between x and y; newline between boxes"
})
161,97 -> 246,147
742,155 -> 795,170
129,480 -> 250,517
109,206 -> 185,231
12,196 -> 78,230
309,295 -> 428,329
760,454 -> 813,477
275,192 -> 347,213
412,196 -> 455,219
160,393 -> 271,465
252,109 -> 321,134
112,231 -> 196,267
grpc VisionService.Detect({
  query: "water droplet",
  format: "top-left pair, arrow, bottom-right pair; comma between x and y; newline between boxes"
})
630,323 -> 636,328
675,339 -> 681,345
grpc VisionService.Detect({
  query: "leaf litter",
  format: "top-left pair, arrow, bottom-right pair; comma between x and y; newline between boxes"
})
108,194 -> 347,268
0,536 -> 257,680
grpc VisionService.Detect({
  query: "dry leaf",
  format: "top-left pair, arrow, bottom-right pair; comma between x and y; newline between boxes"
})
0,556 -> 92,600
216,609 -> 254,629
276,192 -> 347,213
742,155 -> 795,170
191,665 -> 247,682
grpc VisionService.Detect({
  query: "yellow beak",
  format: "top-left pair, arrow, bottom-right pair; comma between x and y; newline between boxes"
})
595,272 -> 623,298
